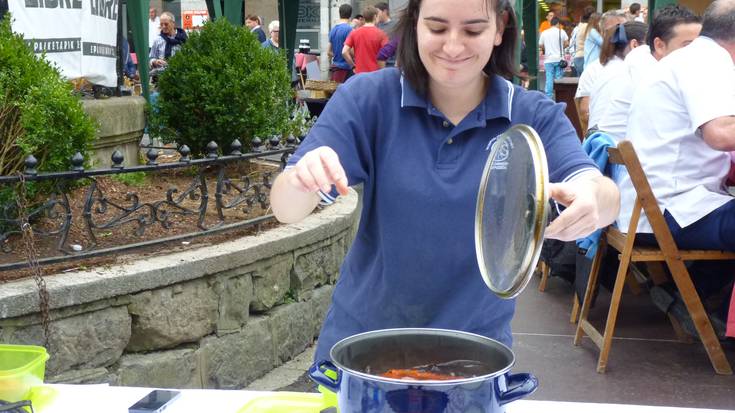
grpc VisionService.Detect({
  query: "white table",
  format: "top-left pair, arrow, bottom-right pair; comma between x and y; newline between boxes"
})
40,384 -> 735,413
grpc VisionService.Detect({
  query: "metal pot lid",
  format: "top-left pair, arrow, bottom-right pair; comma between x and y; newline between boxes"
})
475,124 -> 549,299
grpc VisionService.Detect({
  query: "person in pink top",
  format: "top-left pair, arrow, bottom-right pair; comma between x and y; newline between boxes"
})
342,6 -> 388,73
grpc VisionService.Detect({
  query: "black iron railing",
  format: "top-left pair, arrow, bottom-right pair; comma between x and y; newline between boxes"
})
0,137 -> 299,272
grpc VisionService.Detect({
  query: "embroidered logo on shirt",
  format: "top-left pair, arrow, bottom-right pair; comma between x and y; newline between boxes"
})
486,135 -> 513,170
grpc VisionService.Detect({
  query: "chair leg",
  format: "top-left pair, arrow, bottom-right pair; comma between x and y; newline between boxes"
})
596,255 -> 633,373
538,261 -> 550,292
574,242 -> 605,346
570,294 -> 580,324
667,259 -> 733,375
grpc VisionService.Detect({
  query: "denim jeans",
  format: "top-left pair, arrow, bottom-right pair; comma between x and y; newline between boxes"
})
573,56 -> 585,77
544,62 -> 563,98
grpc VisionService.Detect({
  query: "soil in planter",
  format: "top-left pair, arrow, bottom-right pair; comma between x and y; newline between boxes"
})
0,162 -> 282,282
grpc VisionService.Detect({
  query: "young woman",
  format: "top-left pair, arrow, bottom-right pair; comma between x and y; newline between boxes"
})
583,12 -> 603,67
270,0 -> 620,363
588,21 -> 648,129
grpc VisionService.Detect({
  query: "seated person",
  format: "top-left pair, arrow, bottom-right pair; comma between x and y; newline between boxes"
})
597,5 -> 701,143
587,21 -> 648,131
574,10 -> 627,132
617,0 -> 735,337
149,11 -> 188,73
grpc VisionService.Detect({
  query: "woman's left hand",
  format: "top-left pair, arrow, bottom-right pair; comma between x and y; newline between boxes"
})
545,176 -> 620,241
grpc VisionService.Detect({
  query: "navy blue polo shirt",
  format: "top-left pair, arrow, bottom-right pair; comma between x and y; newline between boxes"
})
288,68 -> 598,363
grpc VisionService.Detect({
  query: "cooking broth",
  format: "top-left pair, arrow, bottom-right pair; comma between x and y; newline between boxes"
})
372,359 -> 494,381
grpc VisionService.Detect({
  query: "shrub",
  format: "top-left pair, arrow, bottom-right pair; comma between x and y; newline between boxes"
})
150,18 -> 292,155
0,16 -> 97,177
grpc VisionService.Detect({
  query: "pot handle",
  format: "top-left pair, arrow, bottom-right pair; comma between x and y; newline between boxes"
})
498,373 -> 538,406
308,360 -> 341,393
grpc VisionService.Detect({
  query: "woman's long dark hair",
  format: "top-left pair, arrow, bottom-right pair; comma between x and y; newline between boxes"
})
583,12 -> 601,39
395,0 -> 519,97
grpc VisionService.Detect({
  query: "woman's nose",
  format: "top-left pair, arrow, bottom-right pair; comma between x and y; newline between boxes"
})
442,31 -> 464,57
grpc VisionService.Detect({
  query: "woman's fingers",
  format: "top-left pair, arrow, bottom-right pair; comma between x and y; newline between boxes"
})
546,181 -> 600,241
546,210 -> 597,240
319,150 -> 349,195
291,146 -> 349,195
306,151 -> 333,193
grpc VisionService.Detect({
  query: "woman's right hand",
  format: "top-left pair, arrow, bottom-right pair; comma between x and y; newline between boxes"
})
287,146 -> 349,196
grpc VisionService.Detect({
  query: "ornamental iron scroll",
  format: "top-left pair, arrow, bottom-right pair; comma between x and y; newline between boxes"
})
0,137 -> 299,272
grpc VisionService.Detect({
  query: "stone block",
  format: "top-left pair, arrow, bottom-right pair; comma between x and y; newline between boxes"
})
197,316 -> 275,389
310,285 -> 334,337
213,274 -> 253,335
0,306 -> 131,375
250,254 -> 293,312
267,300 -> 314,364
115,348 -> 201,389
127,279 -> 218,351
47,368 -> 110,384
82,96 -> 146,168
330,233 -> 349,283
292,240 -> 338,296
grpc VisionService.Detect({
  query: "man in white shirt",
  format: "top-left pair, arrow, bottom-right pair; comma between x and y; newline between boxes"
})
618,0 -> 735,249
574,10 -> 628,132
148,7 -> 160,49
539,17 -> 568,98
597,5 -> 701,142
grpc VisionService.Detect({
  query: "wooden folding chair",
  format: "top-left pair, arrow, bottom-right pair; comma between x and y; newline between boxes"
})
574,140 -> 735,375
538,261 -> 550,292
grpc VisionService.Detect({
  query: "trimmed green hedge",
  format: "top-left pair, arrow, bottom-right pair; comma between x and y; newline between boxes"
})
150,18 -> 292,155
0,17 -> 96,176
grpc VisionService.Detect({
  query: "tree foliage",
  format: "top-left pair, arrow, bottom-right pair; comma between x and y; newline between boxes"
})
150,18 -> 292,155
0,16 -> 96,176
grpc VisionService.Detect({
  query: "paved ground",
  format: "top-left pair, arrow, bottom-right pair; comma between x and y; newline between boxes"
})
246,272 -> 735,410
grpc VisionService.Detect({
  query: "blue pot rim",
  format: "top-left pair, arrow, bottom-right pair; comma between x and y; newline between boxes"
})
328,328 -> 516,386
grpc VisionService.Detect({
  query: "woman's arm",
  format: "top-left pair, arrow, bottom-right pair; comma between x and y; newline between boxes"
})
576,96 -> 590,132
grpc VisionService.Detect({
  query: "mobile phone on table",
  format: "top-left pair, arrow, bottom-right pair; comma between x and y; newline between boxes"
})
128,389 -> 181,413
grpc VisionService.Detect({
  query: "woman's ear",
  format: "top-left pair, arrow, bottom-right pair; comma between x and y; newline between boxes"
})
629,39 -> 640,49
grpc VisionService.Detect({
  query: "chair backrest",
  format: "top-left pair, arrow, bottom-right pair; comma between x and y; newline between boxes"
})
607,141 -> 683,259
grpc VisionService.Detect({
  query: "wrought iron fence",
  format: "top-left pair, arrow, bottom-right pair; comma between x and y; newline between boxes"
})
0,137 -> 300,272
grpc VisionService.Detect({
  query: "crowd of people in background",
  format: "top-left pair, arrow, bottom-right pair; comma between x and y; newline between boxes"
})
541,0 -> 735,340
327,2 -> 398,83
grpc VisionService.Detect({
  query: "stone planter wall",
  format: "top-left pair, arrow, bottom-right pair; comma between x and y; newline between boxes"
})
0,191 -> 359,389
82,96 -> 146,168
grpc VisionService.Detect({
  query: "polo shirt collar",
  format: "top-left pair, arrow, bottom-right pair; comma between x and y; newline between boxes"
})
399,73 -> 514,122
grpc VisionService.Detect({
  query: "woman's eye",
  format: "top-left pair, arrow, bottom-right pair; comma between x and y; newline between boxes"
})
466,31 -> 483,36
429,28 -> 446,34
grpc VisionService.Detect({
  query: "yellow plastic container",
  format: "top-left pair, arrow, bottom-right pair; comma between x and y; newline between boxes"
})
0,345 -> 49,403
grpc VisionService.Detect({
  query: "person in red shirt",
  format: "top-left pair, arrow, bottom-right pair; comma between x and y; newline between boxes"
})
342,6 -> 388,73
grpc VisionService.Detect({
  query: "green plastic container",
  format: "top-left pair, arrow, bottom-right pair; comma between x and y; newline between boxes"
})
0,344 -> 49,403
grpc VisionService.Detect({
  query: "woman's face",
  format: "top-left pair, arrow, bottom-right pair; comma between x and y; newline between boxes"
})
417,0 -> 502,91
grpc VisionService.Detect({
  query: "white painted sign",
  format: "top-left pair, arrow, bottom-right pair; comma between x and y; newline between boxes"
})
8,0 -> 119,86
